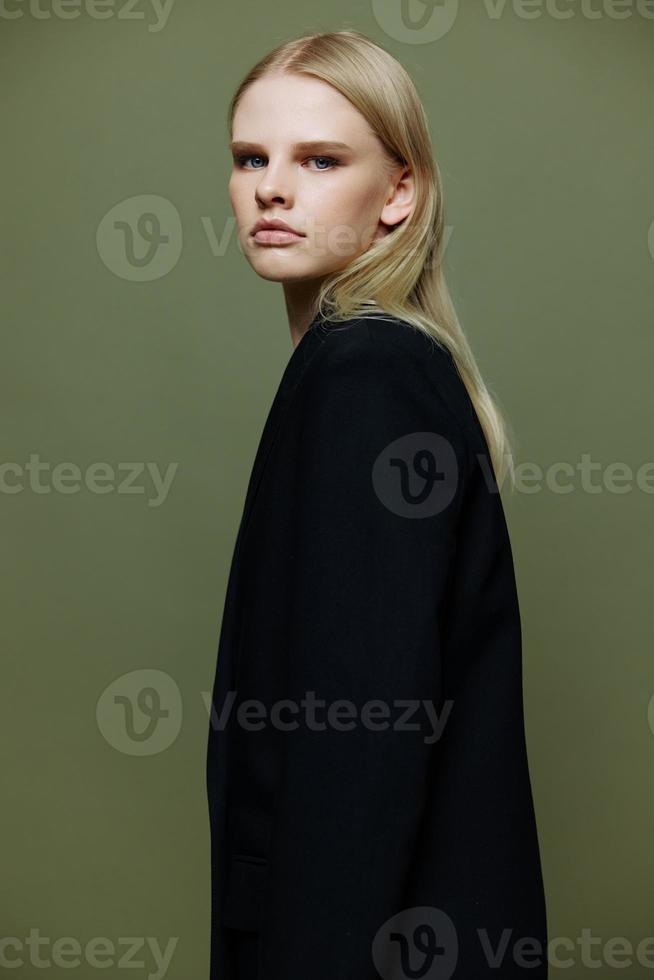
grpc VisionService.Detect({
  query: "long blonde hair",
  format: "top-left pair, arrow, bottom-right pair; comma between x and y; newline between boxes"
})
228,29 -> 516,491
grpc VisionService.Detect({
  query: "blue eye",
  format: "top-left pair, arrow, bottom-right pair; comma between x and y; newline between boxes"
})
310,156 -> 338,170
237,154 -> 265,169
234,154 -> 339,171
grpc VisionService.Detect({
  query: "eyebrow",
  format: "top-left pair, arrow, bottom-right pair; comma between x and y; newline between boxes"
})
230,140 -> 354,155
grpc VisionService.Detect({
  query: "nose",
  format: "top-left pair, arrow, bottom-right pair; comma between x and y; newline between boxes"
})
254,156 -> 294,208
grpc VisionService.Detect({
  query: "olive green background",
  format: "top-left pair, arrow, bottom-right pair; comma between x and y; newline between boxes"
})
2,2 -> 653,977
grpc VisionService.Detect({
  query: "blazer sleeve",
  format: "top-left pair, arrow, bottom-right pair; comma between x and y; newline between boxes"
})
257,335 -> 471,980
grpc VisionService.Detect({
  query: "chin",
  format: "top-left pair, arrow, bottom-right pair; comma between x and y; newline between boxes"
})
248,257 -> 336,283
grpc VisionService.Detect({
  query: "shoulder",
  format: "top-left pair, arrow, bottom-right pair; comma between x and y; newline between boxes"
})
307,314 -> 473,454
314,313 -> 455,374
298,313 -> 475,481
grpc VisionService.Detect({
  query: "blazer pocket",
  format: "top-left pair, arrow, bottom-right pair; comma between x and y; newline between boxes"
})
221,853 -> 269,933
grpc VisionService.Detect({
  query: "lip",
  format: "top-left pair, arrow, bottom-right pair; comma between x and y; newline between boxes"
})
251,217 -> 305,245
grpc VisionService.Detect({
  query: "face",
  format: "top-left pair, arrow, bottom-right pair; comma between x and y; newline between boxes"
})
228,72 -> 414,285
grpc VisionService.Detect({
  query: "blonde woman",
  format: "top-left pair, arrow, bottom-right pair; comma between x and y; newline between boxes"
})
207,29 -> 548,980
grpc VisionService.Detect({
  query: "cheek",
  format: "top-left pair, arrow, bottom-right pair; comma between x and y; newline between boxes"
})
307,177 -> 383,237
228,174 -> 246,214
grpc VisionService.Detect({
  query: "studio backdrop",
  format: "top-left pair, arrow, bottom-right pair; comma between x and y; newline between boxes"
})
1,3 -> 653,978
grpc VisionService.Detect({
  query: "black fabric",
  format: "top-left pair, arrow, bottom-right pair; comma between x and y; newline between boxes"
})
206,312 -> 548,979
231,929 -> 259,980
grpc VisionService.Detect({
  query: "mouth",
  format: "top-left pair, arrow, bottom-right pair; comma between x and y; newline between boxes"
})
251,222 -> 306,246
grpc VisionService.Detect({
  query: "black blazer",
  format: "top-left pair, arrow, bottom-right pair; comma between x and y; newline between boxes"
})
206,311 -> 548,980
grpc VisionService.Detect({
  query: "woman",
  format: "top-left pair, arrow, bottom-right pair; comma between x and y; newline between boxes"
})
206,29 -> 548,980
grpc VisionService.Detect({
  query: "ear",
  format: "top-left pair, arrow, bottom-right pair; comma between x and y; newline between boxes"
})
379,165 -> 415,231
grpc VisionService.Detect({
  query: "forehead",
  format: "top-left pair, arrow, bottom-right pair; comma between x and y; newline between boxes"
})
232,73 -> 375,146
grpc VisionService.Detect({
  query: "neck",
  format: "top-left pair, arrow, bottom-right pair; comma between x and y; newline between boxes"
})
283,281 -> 326,349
